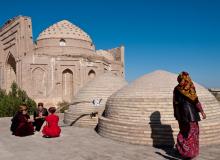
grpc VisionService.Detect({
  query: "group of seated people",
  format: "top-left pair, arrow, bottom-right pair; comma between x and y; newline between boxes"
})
10,102 -> 61,138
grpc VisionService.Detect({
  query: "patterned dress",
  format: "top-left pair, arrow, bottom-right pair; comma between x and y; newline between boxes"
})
173,72 -> 204,159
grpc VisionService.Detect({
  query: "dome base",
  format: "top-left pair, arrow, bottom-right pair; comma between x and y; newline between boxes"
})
97,116 -> 220,146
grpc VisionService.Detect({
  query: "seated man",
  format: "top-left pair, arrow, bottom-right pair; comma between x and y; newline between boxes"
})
33,102 -> 48,131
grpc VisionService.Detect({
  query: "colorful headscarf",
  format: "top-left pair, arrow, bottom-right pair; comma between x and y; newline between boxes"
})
176,71 -> 198,101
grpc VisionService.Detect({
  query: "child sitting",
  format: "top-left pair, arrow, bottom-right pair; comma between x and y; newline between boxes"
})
42,107 -> 61,138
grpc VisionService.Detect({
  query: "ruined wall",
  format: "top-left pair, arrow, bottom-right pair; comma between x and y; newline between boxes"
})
107,46 -> 124,64
107,46 -> 125,77
0,42 -> 4,88
0,16 -> 34,90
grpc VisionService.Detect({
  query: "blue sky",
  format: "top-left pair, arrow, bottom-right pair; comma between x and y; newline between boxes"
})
0,0 -> 219,88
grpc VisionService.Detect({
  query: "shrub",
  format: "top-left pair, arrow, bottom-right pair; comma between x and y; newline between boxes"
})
57,101 -> 70,113
0,82 -> 37,117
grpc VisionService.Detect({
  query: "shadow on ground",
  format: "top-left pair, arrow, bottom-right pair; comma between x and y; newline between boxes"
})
150,111 -> 183,160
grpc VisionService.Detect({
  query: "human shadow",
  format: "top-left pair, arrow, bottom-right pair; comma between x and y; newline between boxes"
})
150,111 -> 182,160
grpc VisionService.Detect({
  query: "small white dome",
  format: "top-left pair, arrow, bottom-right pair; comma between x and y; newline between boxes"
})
64,72 -> 127,127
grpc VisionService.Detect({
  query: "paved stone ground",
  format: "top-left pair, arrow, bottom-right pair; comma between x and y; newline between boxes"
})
0,115 -> 220,160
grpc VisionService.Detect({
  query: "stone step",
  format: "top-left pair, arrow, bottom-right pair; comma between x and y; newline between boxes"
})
97,116 -> 220,146
98,129 -> 220,146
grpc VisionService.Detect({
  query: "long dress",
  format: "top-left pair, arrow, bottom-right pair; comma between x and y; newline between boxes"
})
42,114 -> 61,137
11,112 -> 34,137
173,88 -> 203,158
33,108 -> 48,131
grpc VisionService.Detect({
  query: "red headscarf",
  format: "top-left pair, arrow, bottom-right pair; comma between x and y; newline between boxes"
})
176,71 -> 198,101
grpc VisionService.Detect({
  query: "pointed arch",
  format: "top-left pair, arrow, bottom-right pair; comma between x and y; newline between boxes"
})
88,69 -> 96,80
59,38 -> 66,46
5,53 -> 16,91
6,53 -> 16,73
32,67 -> 47,96
62,68 -> 73,102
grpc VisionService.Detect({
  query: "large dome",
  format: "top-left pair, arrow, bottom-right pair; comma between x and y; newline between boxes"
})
97,70 -> 220,146
64,72 -> 128,127
37,20 -> 92,42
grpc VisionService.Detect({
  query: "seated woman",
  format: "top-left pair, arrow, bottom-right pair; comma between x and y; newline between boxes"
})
33,102 -> 48,131
10,104 -> 34,137
42,107 -> 61,138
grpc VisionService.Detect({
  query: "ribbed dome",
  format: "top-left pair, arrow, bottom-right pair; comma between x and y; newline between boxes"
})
97,70 -> 220,146
37,20 -> 92,42
64,72 -> 128,127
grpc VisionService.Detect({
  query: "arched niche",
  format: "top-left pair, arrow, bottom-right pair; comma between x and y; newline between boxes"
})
62,69 -> 73,102
6,53 -> 16,91
32,67 -> 47,96
59,38 -> 66,46
88,69 -> 96,80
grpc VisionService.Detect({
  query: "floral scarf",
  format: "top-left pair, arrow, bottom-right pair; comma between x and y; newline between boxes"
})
176,71 -> 198,102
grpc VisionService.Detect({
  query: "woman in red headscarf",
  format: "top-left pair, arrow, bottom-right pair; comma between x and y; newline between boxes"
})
173,71 -> 206,159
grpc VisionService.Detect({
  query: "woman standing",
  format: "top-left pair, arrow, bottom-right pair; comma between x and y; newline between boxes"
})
42,107 -> 61,138
10,104 -> 34,137
173,71 -> 206,159
33,102 -> 48,131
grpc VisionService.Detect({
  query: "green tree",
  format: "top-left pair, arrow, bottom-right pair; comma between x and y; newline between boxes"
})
0,82 -> 37,117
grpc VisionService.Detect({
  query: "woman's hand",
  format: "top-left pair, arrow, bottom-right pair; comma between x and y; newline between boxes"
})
35,116 -> 44,119
28,119 -> 34,123
201,112 -> 206,119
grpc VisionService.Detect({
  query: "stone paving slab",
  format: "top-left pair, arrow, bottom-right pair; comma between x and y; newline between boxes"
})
0,116 -> 220,160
